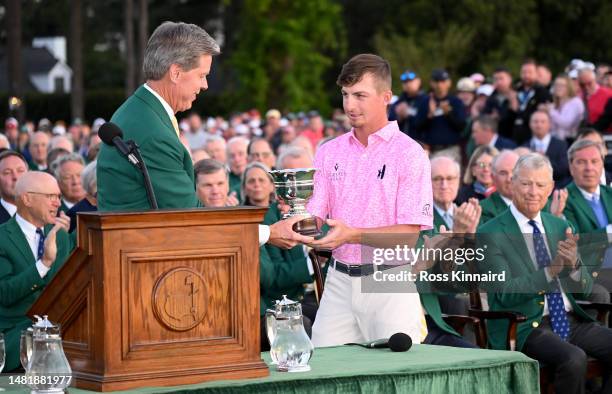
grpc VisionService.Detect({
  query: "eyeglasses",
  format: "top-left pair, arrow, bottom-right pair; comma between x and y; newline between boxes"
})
432,176 -> 458,184
474,161 -> 492,169
27,192 -> 62,202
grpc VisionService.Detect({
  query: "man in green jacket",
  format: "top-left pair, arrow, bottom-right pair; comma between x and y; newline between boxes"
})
0,172 -> 71,372
96,21 -> 311,249
563,139 -> 612,284
478,153 -> 612,394
419,198 -> 481,348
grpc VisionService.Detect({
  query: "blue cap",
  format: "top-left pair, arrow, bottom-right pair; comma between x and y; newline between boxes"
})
400,70 -> 418,82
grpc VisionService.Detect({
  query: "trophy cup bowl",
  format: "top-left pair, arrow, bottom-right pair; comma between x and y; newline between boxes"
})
269,168 -> 321,236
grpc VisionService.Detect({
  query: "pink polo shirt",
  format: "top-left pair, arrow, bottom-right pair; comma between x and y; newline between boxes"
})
307,121 -> 433,264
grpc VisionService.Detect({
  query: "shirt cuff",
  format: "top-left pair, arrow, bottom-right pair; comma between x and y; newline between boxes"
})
569,267 -> 582,281
259,224 -> 270,246
36,260 -> 50,278
544,267 -> 554,282
606,224 -> 612,242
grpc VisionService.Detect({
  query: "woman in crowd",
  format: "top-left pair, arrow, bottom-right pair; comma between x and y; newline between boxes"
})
66,160 -> 98,233
549,74 -> 585,144
456,145 -> 499,204
241,162 -> 275,207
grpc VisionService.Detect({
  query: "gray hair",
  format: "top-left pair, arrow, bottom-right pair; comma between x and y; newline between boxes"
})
226,136 -> 249,152
81,160 -> 97,195
512,153 -> 553,181
276,147 -> 313,169
53,153 -> 85,179
429,155 -> 460,177
193,158 -> 227,178
567,139 -> 605,163
204,135 -> 226,148
492,149 -> 519,174
143,21 -> 221,81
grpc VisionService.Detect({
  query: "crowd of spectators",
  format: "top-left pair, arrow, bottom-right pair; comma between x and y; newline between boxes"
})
2,57 -> 612,390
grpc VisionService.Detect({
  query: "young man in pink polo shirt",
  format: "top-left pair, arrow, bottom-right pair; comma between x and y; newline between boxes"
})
307,54 -> 433,347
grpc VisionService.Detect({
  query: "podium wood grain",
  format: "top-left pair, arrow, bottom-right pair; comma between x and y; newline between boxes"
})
28,208 -> 269,391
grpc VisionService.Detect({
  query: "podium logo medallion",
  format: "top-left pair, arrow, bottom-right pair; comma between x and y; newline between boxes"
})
153,267 -> 206,331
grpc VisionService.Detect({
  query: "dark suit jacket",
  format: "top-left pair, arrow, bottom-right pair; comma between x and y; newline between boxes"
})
478,210 -> 594,351
494,135 -> 517,151
0,203 -> 11,225
523,136 -> 570,188
97,85 -> 198,211
0,217 -> 72,370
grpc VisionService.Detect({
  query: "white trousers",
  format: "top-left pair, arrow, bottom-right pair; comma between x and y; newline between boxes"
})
311,264 -> 427,347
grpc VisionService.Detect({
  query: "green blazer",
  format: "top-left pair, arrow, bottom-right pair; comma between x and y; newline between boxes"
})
563,182 -> 612,274
260,203 -> 313,315
417,229 -> 462,338
229,172 -> 242,200
59,200 -> 71,214
478,209 -> 594,351
0,217 -> 72,370
97,85 -> 198,211
479,192 -> 510,225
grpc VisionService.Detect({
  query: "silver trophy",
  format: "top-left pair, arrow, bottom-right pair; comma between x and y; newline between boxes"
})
269,168 -> 321,236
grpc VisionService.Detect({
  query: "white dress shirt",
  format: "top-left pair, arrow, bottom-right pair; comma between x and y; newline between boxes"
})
1,198 -> 17,217
15,214 -> 50,278
143,83 -> 175,123
530,134 -> 552,154
509,204 -> 578,315
500,194 -> 512,206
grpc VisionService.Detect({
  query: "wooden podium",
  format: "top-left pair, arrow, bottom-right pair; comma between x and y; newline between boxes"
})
28,208 -> 270,391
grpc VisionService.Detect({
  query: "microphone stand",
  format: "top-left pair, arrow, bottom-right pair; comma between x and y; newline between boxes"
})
125,140 -> 158,209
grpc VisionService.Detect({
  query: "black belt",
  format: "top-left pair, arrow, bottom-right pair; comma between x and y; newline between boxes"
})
332,259 -> 407,277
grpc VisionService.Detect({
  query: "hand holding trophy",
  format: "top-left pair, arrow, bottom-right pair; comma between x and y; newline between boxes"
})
269,168 -> 321,237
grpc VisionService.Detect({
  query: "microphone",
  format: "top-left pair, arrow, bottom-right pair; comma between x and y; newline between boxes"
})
99,122 -> 139,166
346,332 -> 412,352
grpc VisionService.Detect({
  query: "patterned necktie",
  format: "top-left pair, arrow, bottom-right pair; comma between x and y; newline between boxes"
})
588,194 -> 608,228
170,115 -> 180,138
528,220 -> 570,340
36,228 -> 46,260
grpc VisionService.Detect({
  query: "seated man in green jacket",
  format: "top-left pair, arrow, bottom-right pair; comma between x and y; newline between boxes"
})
418,198 -> 481,348
0,172 -> 71,372
478,153 -> 612,394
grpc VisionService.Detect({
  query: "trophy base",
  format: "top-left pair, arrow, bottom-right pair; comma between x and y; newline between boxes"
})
289,216 -> 321,237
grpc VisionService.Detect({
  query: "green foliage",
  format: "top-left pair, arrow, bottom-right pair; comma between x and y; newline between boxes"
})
373,0 -> 540,93
228,0 -> 346,114
374,24 -> 476,94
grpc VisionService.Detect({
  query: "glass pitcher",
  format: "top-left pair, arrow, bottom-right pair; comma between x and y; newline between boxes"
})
26,316 -> 72,393
265,295 -> 314,372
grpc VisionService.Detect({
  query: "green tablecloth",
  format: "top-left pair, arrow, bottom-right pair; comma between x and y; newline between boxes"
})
0,345 -> 539,394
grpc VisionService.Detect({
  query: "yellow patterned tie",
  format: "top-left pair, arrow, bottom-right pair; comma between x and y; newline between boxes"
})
170,115 -> 180,138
